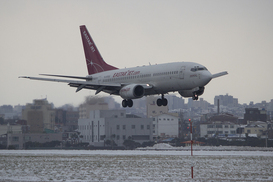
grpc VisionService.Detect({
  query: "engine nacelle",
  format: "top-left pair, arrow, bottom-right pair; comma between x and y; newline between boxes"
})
119,84 -> 145,99
178,87 -> 205,98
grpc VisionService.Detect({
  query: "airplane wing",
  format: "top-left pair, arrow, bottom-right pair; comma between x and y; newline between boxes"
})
19,76 -> 122,93
212,71 -> 228,79
19,75 -> 153,95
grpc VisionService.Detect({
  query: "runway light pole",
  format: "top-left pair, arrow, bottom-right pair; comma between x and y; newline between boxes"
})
189,119 -> 193,156
189,118 -> 193,178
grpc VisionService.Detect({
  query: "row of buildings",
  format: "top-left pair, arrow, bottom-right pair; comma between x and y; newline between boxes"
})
0,97 -> 182,149
78,110 -> 181,147
1,96 -> 273,149
200,108 -> 271,138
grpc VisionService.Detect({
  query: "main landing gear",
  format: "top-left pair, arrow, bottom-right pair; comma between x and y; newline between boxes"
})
122,99 -> 133,108
122,94 -> 169,107
157,94 -> 168,107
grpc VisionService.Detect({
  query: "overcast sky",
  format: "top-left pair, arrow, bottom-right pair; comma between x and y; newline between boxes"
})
1,0 -> 273,107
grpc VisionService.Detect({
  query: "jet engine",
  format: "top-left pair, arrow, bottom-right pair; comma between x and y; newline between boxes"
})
119,84 -> 145,99
178,87 -> 205,100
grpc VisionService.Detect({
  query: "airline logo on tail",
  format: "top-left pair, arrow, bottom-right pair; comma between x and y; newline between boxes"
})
80,25 -> 118,75
83,31 -> 95,52
86,59 -> 105,73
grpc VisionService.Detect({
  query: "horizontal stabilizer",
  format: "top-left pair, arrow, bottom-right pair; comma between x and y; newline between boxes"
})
212,71 -> 228,79
19,76 -> 77,83
19,76 -> 121,87
40,74 -> 92,80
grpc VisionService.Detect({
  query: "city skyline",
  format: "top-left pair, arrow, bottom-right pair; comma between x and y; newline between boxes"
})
1,1 -> 273,107
1,93 -> 272,109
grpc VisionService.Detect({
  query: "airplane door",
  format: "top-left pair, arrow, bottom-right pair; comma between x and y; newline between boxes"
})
179,66 -> 185,79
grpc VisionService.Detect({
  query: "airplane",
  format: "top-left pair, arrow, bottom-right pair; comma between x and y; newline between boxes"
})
20,25 -> 228,108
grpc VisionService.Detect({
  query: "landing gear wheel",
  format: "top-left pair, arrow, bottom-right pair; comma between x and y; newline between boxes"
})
162,98 -> 168,106
122,99 -> 133,107
157,98 -> 162,106
127,99 -> 133,107
122,100 -> 127,107
157,94 -> 168,106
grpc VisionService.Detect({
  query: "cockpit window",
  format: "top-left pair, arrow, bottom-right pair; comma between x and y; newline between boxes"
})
190,66 -> 207,72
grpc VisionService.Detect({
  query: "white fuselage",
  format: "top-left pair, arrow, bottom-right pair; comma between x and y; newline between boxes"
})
88,62 -> 212,96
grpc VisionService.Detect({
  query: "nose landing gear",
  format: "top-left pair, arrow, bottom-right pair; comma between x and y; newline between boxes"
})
157,94 -> 168,106
192,94 -> 199,100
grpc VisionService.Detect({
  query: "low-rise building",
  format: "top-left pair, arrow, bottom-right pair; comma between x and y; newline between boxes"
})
0,123 -> 23,136
244,121 -> 267,137
146,96 -> 168,118
152,113 -> 180,139
200,113 -> 239,138
78,110 -> 153,147
200,121 -> 240,138
7,133 -> 62,149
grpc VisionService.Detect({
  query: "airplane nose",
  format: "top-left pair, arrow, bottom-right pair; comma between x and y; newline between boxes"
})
202,71 -> 213,85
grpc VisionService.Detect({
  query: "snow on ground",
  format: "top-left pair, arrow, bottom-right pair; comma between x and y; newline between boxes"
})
0,149 -> 272,182
137,143 -> 273,151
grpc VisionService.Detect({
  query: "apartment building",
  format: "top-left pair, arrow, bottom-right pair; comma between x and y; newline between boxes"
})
22,99 -> 55,133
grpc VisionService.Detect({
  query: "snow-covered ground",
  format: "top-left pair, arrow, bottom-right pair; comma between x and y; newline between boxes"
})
0,148 -> 272,181
137,143 -> 273,151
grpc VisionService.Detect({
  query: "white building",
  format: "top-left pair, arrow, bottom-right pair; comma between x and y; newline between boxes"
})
78,110 -> 153,146
200,121 -> 240,138
244,121 -> 267,137
153,113 -> 180,138
200,114 -> 239,138
0,123 -> 23,136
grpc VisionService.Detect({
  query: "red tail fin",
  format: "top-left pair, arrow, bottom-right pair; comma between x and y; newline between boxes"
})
80,25 -> 118,75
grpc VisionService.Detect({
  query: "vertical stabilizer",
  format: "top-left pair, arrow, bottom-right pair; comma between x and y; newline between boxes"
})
80,25 -> 118,75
